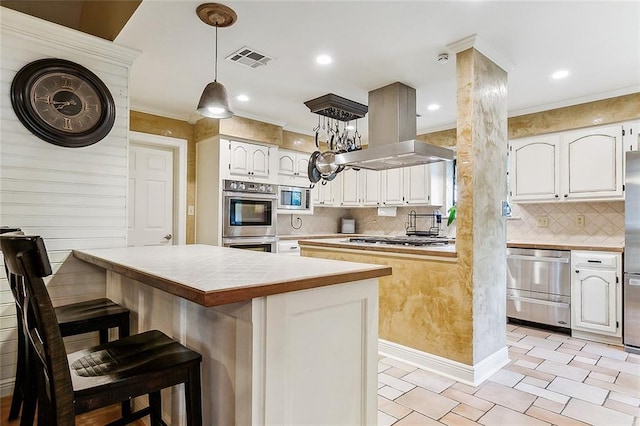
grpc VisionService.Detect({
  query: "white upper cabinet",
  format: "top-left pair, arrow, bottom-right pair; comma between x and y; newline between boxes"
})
509,123 -> 624,203
404,165 -> 430,205
222,139 -> 277,182
313,175 -> 340,207
509,134 -> 561,202
340,168 -> 360,207
278,149 -> 311,187
381,168 -> 404,206
339,169 -> 380,207
623,120 -> 640,152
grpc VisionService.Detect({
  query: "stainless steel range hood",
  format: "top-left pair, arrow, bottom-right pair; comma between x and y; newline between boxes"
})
335,82 -> 454,170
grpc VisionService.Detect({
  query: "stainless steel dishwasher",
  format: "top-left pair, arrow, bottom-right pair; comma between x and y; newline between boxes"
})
506,248 -> 571,329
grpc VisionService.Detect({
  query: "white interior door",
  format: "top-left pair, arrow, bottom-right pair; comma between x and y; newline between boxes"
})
128,144 -> 174,246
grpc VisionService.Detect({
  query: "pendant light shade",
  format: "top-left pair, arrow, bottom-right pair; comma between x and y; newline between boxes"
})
197,81 -> 233,118
196,3 -> 237,119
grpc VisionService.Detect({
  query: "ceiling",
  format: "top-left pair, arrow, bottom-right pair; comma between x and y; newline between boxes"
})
11,1 -> 640,139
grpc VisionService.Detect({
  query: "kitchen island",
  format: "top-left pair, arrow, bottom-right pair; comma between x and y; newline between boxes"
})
73,244 -> 391,425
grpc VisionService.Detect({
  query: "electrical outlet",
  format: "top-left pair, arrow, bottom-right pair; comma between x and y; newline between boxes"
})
575,214 -> 585,227
536,215 -> 549,227
188,205 -> 195,216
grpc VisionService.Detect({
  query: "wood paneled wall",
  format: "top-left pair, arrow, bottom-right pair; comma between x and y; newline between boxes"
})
0,9 -> 137,396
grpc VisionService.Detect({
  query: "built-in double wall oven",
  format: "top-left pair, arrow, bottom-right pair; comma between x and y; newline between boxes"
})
222,180 -> 277,252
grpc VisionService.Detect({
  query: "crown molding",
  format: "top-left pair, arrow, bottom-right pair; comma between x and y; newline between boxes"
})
447,34 -> 515,73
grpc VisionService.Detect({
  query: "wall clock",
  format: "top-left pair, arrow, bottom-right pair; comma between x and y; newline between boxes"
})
10,58 -> 116,148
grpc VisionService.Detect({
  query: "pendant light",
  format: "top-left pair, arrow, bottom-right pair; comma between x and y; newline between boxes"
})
196,3 -> 237,119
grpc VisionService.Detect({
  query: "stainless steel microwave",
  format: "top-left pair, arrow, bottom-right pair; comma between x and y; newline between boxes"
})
277,185 -> 311,212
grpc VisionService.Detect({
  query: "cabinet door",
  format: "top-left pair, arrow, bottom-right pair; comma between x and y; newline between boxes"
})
404,165 -> 430,205
509,135 -> 561,202
314,180 -> 336,206
229,141 -> 251,176
340,168 -> 360,206
295,154 -> 309,177
562,125 -> 623,200
278,151 -> 296,176
573,269 -> 618,334
361,169 -> 380,206
250,145 -> 270,178
428,162 -> 446,207
381,169 -> 404,206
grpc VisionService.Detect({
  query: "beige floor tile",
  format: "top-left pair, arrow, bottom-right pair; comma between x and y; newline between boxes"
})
441,388 -> 494,412
616,371 -> 640,389
379,361 -> 393,373
533,397 -> 566,414
527,347 -> 574,364
380,373 -> 417,393
588,370 -> 616,383
440,412 -> 479,426
478,405 -> 549,426
512,326 -> 551,339
451,403 -> 485,421
379,385 -> 405,400
520,335 -> 562,350
597,356 -> 640,376
508,351 -> 546,365
562,398 -> 635,425
379,395 -> 413,420
504,363 -> 557,382
546,333 -> 571,342
474,381 -> 537,413
566,337 -> 588,348
402,369 -> 456,394
514,382 -> 570,404
573,355 -> 597,365
509,339 -> 535,350
548,376 -> 608,405
522,376 -> 550,388
381,357 -> 420,372
449,382 -> 478,395
560,341 -> 588,352
536,359 -> 590,382
604,398 -> 640,417
585,376 -> 640,399
582,342 -> 628,361
525,405 -> 589,425
394,411 -> 443,426
608,391 -> 640,407
515,359 -> 542,369
507,331 -> 526,340
395,387 -> 458,420
509,346 -> 529,355
487,367 -> 524,387
379,410 -> 399,426
385,366 -> 412,379
569,359 -> 622,376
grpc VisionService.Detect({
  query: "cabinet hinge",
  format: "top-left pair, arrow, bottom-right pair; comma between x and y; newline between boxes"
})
616,276 -> 619,283
617,321 -> 620,328
622,129 -> 626,136
623,184 -> 625,191
228,164 -> 231,170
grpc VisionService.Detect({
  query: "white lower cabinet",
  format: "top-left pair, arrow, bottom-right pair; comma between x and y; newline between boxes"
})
277,240 -> 300,255
571,251 -> 622,343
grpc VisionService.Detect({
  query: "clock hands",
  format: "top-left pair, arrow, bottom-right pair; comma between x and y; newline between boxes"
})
52,99 -> 78,110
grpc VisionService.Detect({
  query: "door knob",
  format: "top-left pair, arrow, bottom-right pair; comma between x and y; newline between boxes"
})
164,234 -> 173,240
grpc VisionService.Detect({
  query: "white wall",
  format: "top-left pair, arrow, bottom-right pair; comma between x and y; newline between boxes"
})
0,9 -> 138,396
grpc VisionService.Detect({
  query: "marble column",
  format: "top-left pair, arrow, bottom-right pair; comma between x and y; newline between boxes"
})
453,43 -> 509,366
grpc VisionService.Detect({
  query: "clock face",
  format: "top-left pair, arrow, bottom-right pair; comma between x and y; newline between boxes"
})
11,59 -> 116,148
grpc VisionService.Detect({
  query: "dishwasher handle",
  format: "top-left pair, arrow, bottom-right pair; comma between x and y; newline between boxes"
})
507,295 -> 570,309
507,254 -> 570,264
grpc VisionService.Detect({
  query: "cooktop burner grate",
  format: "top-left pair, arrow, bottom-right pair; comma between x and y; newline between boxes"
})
348,236 -> 449,247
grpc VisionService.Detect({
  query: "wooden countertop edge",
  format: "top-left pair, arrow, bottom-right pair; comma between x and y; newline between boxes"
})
506,242 -> 624,252
298,239 -> 457,258
73,250 -> 391,307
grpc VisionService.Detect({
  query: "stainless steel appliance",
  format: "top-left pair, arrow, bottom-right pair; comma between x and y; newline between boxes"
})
624,151 -> 640,351
222,236 -> 277,253
506,248 -> 571,329
277,185 -> 311,212
222,179 -> 277,238
348,236 -> 449,247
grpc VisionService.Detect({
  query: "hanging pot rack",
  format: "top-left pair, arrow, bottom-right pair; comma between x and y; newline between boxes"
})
303,93 -> 367,122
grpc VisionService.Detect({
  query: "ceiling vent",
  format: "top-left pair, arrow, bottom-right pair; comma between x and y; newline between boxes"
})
226,46 -> 272,68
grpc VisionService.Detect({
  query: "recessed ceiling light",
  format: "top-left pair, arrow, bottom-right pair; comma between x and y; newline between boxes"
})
236,94 -> 249,102
427,104 -> 440,111
551,69 -> 570,80
316,54 -> 332,65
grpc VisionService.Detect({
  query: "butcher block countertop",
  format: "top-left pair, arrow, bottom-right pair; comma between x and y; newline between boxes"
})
298,238 -> 458,258
507,241 -> 624,253
73,245 -> 391,307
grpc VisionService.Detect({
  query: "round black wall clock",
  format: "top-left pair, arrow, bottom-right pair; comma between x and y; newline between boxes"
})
10,58 -> 116,148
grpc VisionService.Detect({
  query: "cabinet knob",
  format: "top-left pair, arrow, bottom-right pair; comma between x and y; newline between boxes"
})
564,194 -> 568,198
575,270 -> 580,273
555,194 -> 559,198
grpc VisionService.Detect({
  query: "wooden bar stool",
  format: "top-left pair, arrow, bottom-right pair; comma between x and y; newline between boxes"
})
0,228 -> 129,424
1,234 -> 203,426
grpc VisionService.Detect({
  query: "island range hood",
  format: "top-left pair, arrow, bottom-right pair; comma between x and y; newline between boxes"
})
335,82 -> 454,170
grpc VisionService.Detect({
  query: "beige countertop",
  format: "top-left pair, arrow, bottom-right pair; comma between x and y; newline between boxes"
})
73,245 -> 391,307
298,238 -> 457,258
507,241 -> 624,253
278,234 -> 358,240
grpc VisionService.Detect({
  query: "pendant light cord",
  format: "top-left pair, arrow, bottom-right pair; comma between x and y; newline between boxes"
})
214,23 -> 219,82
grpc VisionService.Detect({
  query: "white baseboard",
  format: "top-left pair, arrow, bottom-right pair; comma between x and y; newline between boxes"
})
572,329 -> 623,347
378,339 -> 509,387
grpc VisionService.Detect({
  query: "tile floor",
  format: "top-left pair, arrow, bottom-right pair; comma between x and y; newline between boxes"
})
377,324 -> 640,425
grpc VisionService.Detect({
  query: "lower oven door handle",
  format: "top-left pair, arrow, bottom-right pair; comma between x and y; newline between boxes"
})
507,254 -> 570,263
507,295 -> 570,309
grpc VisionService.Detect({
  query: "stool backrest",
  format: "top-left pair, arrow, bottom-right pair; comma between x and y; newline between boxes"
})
0,234 -> 74,425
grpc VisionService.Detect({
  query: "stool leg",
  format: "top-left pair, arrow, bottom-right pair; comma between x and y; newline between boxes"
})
185,364 -> 202,426
99,328 -> 109,344
149,391 -> 162,426
9,307 -> 26,420
118,314 -> 132,417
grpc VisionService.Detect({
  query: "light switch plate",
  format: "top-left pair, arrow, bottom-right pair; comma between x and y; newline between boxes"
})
188,205 -> 195,216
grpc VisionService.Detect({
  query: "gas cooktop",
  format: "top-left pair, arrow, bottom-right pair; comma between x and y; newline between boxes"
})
348,236 -> 449,247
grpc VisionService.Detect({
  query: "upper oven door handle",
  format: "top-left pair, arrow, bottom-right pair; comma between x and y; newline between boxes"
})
223,191 -> 277,200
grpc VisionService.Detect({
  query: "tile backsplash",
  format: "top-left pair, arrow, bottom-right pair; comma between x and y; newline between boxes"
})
507,201 -> 624,246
